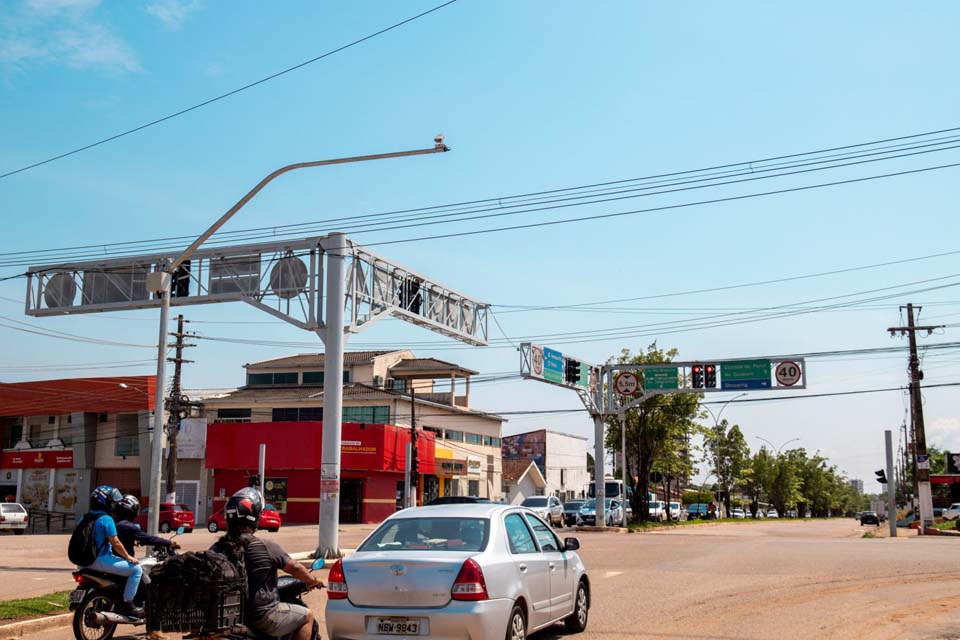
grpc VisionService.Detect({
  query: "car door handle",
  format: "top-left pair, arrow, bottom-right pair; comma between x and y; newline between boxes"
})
518,564 -> 527,572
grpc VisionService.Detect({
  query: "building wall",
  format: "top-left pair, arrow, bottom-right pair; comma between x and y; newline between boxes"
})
545,431 -> 589,500
507,471 -> 543,505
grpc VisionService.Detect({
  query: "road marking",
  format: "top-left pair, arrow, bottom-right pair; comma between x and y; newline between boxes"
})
604,571 -> 623,578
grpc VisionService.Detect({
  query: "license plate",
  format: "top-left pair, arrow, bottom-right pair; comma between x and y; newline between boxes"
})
69,589 -> 87,605
373,617 -> 423,635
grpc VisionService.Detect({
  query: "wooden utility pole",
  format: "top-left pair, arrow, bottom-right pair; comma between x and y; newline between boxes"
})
887,303 -> 944,529
164,315 -> 194,503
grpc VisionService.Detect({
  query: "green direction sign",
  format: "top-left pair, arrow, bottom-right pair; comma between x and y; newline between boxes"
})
645,367 -> 679,390
721,359 -> 771,390
577,362 -> 590,388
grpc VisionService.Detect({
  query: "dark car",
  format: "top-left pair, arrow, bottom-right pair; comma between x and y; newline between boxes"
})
563,500 -> 584,526
860,511 -> 880,526
686,503 -> 711,520
425,496 -> 493,506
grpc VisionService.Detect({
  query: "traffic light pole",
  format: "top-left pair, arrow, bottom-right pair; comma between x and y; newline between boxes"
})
885,430 -> 897,537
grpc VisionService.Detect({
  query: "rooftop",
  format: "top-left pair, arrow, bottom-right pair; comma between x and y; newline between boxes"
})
244,351 -> 405,369
389,357 -> 478,378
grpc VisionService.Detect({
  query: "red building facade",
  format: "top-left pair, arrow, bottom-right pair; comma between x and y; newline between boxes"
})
205,421 -> 436,524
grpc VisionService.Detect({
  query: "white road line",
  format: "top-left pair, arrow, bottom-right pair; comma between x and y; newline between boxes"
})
604,571 -> 623,578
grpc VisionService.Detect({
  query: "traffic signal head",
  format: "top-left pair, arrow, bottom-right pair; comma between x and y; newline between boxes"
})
564,358 -> 581,384
691,365 -> 704,389
874,469 -> 887,484
704,364 -> 717,388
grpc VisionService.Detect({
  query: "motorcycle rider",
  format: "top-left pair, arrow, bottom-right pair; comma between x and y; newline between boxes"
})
212,488 -> 322,640
80,485 -> 144,618
113,494 -> 180,558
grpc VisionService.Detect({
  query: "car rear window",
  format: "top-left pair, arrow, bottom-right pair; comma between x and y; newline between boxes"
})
1,504 -> 25,513
172,505 -> 187,512
359,517 -> 489,552
521,497 -> 548,507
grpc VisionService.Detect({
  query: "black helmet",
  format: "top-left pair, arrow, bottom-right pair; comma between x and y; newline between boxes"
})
116,494 -> 140,521
90,485 -> 122,513
225,487 -> 263,532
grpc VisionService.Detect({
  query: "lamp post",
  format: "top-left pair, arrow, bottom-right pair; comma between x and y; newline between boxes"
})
143,138 -> 450,537
755,436 -> 800,457
703,393 -> 747,428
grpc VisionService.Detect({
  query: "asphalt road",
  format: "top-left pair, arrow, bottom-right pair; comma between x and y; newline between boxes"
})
9,519 -> 960,640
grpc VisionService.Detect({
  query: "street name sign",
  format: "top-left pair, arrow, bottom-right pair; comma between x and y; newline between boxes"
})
721,359 -> 771,390
645,367 -> 679,391
543,347 -> 563,383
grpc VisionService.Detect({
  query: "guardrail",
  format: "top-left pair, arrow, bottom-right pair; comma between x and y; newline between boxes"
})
27,508 -> 76,534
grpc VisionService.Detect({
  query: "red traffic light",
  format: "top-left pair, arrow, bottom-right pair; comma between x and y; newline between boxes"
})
692,365 -> 702,373
705,364 -> 715,373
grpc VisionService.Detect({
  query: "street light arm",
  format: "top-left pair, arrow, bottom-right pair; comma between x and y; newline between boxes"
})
170,143 -> 449,271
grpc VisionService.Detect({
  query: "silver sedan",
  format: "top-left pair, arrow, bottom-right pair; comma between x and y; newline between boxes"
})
325,503 -> 591,640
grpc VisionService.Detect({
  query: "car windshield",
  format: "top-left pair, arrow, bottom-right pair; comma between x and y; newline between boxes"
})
359,517 -> 489,552
0,504 -> 25,513
170,505 -> 185,512
582,500 -> 596,509
521,497 -> 548,507
565,501 -> 583,510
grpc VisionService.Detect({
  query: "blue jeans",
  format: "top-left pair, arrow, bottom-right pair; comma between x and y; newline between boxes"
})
89,555 -> 143,603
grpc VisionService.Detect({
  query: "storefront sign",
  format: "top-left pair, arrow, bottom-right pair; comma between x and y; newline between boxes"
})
342,440 -> 377,454
0,449 -> 73,469
264,477 -> 288,514
177,418 -> 207,459
467,455 -> 483,476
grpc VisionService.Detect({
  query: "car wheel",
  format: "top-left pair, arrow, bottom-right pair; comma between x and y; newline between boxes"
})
207,521 -> 219,533
14,529 -> 24,535
564,580 -> 589,632
159,522 -> 171,534
505,604 -> 526,640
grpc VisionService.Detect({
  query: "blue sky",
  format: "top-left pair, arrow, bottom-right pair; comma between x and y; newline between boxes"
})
2,1 -> 959,491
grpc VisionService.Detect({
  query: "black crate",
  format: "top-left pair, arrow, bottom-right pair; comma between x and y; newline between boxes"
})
149,577 -> 245,633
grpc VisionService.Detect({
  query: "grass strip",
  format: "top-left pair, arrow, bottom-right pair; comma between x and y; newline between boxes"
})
0,590 -> 71,621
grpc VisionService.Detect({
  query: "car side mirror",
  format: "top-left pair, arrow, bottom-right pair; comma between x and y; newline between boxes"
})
563,537 -> 580,551
310,558 -> 325,570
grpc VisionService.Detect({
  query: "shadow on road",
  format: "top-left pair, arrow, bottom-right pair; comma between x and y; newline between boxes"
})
0,565 -> 72,573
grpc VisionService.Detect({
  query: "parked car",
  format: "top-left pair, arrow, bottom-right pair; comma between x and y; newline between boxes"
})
766,509 -> 779,519
860,511 -> 880,526
207,502 -> 282,532
563,500 -> 584,526
135,503 -> 195,533
427,496 -> 494,506
0,502 -> 28,535
669,501 -> 682,521
786,509 -> 799,518
578,498 -> 620,526
943,503 -> 960,521
324,504 -> 591,640
731,508 -> 745,519
648,500 -> 667,522
686,503 -> 711,520
521,496 -> 564,527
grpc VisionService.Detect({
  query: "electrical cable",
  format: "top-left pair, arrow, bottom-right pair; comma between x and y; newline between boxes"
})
0,1 -> 458,181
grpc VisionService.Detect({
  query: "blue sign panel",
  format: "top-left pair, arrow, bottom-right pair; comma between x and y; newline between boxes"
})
543,348 -> 563,383
721,378 -> 771,390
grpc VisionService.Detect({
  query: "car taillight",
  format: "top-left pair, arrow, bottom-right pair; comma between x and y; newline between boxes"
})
451,558 -> 488,601
0,516 -> 5,522
327,560 -> 348,600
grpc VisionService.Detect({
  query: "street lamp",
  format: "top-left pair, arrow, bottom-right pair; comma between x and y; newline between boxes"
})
755,436 -> 800,456
143,137 -> 450,537
703,392 -> 747,428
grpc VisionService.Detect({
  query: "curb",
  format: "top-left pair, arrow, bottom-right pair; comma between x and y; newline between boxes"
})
0,613 -> 72,639
574,525 -> 629,534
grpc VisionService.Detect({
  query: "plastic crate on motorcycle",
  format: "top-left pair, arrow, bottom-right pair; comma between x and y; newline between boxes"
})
148,549 -> 246,633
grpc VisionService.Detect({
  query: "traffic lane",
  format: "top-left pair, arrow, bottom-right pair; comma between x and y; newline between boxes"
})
0,524 -> 376,600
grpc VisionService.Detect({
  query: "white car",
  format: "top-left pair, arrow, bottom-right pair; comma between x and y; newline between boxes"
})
325,504 -> 590,640
648,500 -> 666,522
731,508 -> 746,519
669,501 -> 682,521
767,508 -> 779,519
943,503 -> 960,521
0,503 -> 27,534
521,496 -> 564,527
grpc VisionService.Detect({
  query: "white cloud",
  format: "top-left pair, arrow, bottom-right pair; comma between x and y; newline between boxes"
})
145,0 -> 199,29
929,417 -> 960,451
0,0 -> 139,73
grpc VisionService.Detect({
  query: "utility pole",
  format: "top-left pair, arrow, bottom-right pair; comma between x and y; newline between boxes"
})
885,429 -> 897,537
888,303 -> 944,530
164,314 -> 194,503
408,385 -> 418,508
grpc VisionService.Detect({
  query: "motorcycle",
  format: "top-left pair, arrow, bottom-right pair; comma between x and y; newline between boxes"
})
70,527 -> 184,640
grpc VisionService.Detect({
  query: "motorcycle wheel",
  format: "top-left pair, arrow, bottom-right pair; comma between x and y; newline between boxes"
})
73,591 -> 118,640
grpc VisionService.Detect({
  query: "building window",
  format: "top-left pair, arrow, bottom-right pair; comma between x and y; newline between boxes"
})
342,406 -> 389,424
272,408 -> 300,422
445,430 -> 464,442
216,408 -> 252,423
302,371 -> 351,386
1,419 -> 23,450
247,372 -> 298,386
483,436 -> 501,448
273,372 -> 298,385
387,378 -> 406,392
468,480 -> 480,497
465,432 -> 483,445
115,414 -> 140,457
300,407 -> 324,421
423,426 -> 443,438
247,373 -> 273,386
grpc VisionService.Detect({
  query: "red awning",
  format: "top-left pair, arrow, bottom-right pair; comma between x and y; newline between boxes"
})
0,376 -> 155,417
930,474 -> 960,485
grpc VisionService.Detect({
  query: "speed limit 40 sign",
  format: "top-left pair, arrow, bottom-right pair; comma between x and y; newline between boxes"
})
775,361 -> 802,386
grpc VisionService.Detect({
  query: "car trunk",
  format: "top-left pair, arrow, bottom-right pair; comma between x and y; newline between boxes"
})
343,552 -> 475,608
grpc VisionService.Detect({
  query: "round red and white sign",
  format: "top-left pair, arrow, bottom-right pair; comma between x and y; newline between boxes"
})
775,361 -> 802,386
531,345 -> 544,377
614,371 -> 640,396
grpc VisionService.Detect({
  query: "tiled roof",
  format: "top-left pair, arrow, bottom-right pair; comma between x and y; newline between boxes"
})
502,458 -> 535,485
389,358 -> 478,377
244,351 -> 403,369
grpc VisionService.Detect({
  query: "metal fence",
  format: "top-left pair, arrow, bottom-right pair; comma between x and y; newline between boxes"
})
27,508 -> 76,534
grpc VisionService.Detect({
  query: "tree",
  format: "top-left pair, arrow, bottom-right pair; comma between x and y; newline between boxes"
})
769,448 -> 804,515
741,448 -> 774,516
705,419 -> 749,515
604,344 -> 701,523
587,451 -> 595,478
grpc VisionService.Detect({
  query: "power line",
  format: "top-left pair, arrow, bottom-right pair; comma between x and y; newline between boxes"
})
0,1 -> 457,181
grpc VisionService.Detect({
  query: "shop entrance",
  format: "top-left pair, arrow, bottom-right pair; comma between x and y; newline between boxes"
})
339,479 -> 363,524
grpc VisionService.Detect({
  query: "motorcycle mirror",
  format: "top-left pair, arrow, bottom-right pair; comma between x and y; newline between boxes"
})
310,558 -> 325,570
176,526 -> 185,535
